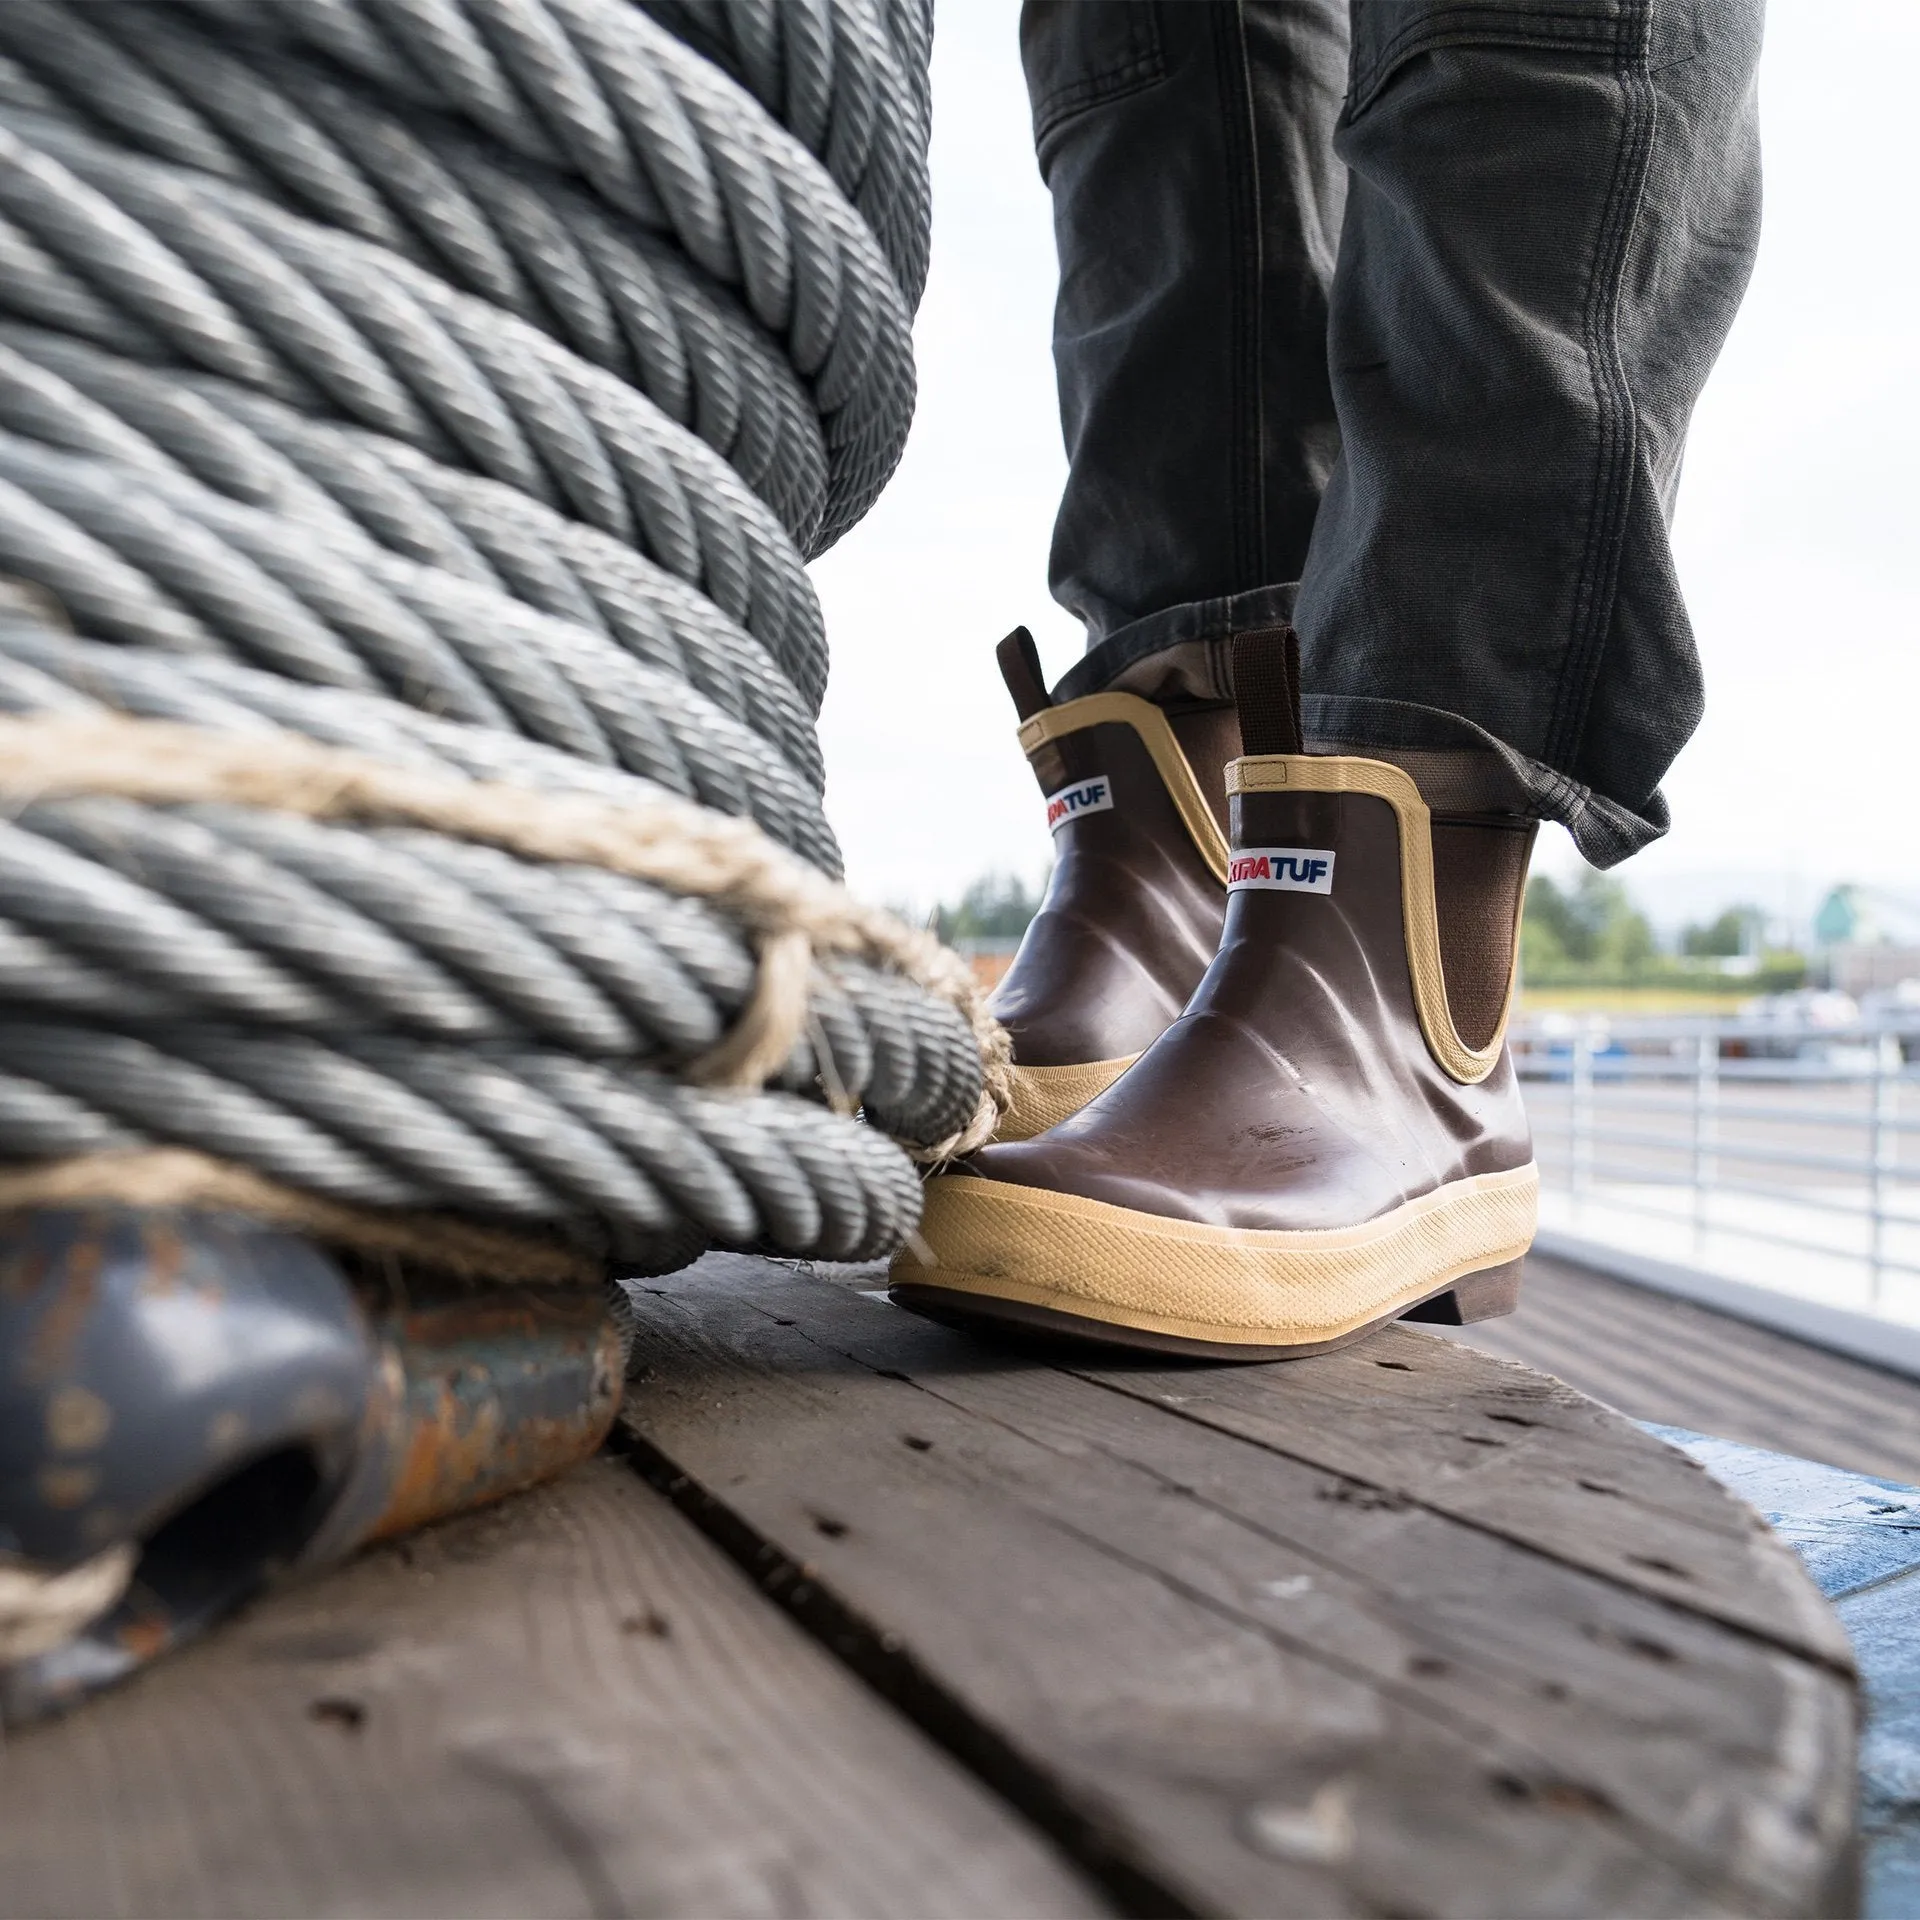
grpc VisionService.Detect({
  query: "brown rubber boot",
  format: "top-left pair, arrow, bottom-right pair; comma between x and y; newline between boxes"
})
985,626 -> 1234,1141
897,629 -> 1538,1355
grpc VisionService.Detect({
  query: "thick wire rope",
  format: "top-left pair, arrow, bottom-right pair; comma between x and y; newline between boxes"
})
0,0 -> 973,1274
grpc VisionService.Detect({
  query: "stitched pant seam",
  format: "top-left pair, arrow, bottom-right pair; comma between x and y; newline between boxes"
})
1032,44 -> 1171,158
1215,3 -> 1266,589
1547,0 -> 1658,771
1350,7 -> 1639,114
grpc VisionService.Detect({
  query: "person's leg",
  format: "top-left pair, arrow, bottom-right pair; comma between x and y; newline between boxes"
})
1298,0 -> 1766,868
901,0 -> 1765,1352
1030,0 -> 1763,867
1025,0 -> 1349,698
979,1 -> 1348,1143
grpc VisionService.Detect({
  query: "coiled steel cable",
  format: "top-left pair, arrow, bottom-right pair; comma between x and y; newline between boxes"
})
0,0 -> 981,1275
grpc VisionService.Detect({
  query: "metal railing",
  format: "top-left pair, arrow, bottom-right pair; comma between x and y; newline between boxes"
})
1514,1010 -> 1920,1311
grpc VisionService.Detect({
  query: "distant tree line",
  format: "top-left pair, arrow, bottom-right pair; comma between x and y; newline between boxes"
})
928,866 -> 1807,990
1522,873 -> 1656,975
933,871 -> 1045,944
1522,873 -> 1801,989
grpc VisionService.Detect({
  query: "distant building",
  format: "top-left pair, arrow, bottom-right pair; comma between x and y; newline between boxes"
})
1813,884 -> 1920,994
951,935 -> 1021,991
1826,944 -> 1920,996
1813,885 -> 1863,947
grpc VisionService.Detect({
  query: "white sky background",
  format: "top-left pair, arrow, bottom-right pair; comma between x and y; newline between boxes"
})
813,1 -> 1920,939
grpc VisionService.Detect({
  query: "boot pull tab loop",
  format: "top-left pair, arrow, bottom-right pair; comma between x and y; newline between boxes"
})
996,626 -> 1052,721
1231,626 -> 1305,756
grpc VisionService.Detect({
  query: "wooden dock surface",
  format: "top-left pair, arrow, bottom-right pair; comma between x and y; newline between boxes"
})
1451,1249 -> 1920,1485
0,1253 -> 1860,1918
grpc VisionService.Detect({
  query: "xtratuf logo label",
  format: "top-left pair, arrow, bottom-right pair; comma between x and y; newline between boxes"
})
1044,776 -> 1113,833
1229,848 -> 1335,893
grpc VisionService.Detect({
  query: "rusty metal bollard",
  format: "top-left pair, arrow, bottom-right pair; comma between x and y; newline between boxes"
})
0,1209 -> 623,1723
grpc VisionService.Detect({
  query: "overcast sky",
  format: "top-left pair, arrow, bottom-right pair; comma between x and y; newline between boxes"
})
813,2 -> 1920,940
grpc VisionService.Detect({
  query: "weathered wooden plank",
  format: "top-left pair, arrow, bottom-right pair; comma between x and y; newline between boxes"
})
0,1456 -> 1109,1920
618,1255 -> 1857,1920
1452,1250 -> 1920,1486
1069,1319 -> 1852,1668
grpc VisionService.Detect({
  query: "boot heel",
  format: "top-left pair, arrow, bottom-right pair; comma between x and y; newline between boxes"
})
1401,1257 -> 1524,1327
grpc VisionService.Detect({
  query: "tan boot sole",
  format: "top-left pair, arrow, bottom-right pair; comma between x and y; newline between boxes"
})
995,1056 -> 1138,1142
890,1164 -> 1537,1359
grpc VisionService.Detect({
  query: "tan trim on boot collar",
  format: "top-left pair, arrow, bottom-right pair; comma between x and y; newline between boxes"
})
996,1055 -> 1139,1142
1019,692 -> 1230,884
1226,754 -> 1520,1084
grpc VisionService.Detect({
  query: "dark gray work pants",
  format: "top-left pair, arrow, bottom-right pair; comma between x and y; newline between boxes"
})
1022,0 -> 1764,864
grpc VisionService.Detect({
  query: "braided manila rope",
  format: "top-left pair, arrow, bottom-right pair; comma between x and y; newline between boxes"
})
0,0 -> 1010,1292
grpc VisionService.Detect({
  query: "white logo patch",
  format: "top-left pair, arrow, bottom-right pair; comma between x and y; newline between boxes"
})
1044,775 -> 1113,833
1229,848 -> 1335,893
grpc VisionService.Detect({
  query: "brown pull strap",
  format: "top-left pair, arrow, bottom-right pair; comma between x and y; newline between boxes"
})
1230,626 -> 1305,756
995,626 -> 1051,721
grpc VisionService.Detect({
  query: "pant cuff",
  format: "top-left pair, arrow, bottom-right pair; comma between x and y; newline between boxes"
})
1053,594 -> 1667,868
1054,585 -> 1299,707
